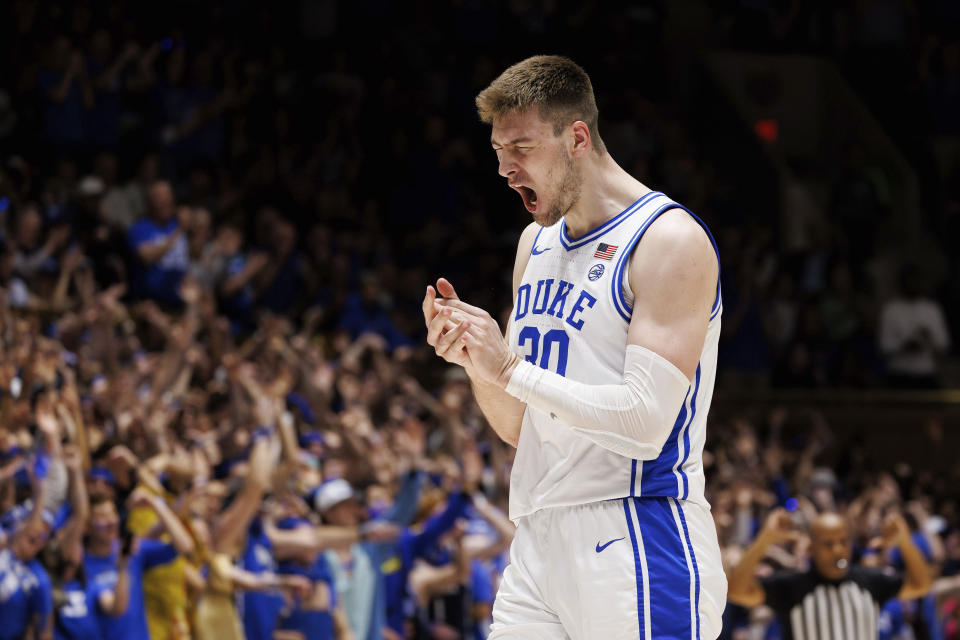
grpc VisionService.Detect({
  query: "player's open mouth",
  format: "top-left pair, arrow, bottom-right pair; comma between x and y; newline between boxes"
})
516,186 -> 538,213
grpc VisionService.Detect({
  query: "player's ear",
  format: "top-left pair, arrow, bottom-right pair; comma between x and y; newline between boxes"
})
570,120 -> 591,158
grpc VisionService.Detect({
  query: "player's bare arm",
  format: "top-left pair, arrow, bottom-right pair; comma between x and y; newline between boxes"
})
460,221 -> 538,447
423,222 -> 537,446
625,208 -> 718,380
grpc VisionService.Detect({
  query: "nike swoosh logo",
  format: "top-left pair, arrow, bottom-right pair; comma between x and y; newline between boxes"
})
596,537 -> 625,553
531,245 -> 551,255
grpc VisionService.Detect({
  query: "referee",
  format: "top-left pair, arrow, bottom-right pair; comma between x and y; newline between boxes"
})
727,509 -> 932,640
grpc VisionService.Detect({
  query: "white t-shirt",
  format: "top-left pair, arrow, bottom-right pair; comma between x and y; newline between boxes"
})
879,297 -> 950,376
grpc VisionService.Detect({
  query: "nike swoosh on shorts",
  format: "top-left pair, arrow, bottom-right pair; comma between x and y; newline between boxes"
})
595,537 -> 625,553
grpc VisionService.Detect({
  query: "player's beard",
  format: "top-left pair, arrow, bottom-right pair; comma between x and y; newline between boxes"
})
537,148 -> 582,227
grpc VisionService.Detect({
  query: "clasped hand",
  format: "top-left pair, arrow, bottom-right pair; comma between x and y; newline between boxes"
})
422,278 -> 518,387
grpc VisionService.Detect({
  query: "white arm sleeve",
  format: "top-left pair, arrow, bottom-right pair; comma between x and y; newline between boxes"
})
505,344 -> 691,460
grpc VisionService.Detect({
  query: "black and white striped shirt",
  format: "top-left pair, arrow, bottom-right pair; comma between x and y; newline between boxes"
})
760,566 -> 903,640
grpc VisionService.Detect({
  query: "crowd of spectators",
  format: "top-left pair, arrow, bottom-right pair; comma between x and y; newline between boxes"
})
0,1 -> 957,640
0,6 -> 526,638
0,280 -> 517,639
711,0 -> 958,389
707,405 -> 960,638
0,1 -> 954,390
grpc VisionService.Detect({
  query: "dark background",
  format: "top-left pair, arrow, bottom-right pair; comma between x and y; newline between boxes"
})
1,2 -> 959,640
1,0 -> 956,391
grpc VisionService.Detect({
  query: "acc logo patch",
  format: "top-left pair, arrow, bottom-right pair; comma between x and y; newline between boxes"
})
588,263 -> 605,281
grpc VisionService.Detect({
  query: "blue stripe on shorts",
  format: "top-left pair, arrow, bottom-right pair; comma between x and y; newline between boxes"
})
627,497 -> 700,639
623,498 -> 646,637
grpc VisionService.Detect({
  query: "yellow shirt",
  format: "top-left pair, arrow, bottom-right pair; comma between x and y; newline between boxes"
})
194,553 -> 245,640
128,494 -> 191,640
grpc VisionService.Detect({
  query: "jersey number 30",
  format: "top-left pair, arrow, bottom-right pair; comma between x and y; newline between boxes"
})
518,327 -> 569,376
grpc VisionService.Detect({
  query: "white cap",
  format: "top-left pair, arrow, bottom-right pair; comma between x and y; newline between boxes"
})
313,478 -> 354,513
77,175 -> 105,197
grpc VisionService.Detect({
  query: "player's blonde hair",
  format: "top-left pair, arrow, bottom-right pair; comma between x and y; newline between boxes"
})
476,55 -> 606,155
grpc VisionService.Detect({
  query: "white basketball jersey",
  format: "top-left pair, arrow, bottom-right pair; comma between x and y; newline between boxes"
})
505,191 -> 722,522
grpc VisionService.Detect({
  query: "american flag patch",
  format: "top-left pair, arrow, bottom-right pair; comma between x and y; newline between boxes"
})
594,243 -> 618,260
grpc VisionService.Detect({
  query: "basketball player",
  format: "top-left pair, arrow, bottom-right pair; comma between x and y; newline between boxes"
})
423,56 -> 727,638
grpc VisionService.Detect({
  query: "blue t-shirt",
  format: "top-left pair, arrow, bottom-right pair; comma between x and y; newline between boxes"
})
84,540 -> 177,640
126,218 -> 188,305
84,59 -> 122,147
278,610 -> 333,640
0,548 -> 53,640
35,69 -> 86,144
338,293 -> 413,351
221,254 -> 257,332
888,533 -> 942,640
54,579 -> 101,640
383,492 -> 470,635
240,519 -> 284,640
277,554 -> 336,640
470,559 -> 496,640
470,559 -> 495,605
259,253 -> 305,314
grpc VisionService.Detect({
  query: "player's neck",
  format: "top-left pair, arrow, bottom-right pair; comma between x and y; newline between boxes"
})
563,155 -> 650,240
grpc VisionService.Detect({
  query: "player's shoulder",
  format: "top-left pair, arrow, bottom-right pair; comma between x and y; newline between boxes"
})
518,221 -> 541,247
514,222 -> 542,263
642,208 -> 713,254
633,209 -> 717,276
512,222 -> 543,287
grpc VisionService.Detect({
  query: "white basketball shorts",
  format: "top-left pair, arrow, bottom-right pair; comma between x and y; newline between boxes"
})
489,497 -> 726,640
